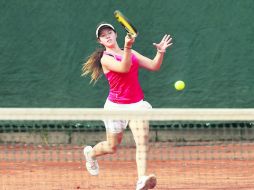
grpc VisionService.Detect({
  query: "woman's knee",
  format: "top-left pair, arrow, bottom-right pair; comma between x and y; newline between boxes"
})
106,143 -> 118,154
106,132 -> 123,154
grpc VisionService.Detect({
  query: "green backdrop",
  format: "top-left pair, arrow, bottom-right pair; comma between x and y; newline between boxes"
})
0,0 -> 253,108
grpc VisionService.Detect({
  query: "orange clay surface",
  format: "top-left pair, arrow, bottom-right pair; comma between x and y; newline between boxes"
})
1,142 -> 254,190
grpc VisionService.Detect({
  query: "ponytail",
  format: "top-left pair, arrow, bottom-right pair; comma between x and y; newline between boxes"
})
82,47 -> 105,84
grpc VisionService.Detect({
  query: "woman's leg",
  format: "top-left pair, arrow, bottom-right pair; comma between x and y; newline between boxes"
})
129,120 -> 157,190
90,132 -> 123,158
84,131 -> 123,176
129,120 -> 149,178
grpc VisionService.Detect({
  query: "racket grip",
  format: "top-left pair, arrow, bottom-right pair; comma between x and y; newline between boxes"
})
127,33 -> 136,39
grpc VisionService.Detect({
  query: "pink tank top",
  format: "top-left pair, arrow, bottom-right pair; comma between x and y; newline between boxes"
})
104,52 -> 144,104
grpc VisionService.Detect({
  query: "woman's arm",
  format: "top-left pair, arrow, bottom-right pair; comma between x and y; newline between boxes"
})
133,34 -> 173,71
101,35 -> 135,73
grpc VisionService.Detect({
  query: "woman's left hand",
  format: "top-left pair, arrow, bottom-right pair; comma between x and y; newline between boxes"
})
153,34 -> 173,53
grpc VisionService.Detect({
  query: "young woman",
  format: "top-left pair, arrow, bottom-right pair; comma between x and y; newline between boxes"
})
82,22 -> 172,190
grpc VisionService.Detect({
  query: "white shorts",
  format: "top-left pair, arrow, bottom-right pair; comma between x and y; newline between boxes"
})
103,99 -> 152,133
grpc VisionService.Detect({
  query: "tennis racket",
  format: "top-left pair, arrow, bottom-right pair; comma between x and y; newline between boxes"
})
114,10 -> 138,38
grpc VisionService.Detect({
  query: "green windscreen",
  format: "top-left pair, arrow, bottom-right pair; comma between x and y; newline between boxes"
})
0,0 -> 253,107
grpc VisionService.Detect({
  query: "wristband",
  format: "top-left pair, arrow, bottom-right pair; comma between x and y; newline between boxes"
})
157,49 -> 166,53
124,46 -> 132,49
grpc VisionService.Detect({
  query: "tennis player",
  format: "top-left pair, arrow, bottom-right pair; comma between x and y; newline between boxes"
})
82,22 -> 172,190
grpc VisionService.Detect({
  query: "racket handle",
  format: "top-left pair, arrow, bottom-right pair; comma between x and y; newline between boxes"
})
127,33 -> 136,38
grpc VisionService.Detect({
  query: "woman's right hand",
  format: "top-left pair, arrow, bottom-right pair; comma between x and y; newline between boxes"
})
124,34 -> 135,48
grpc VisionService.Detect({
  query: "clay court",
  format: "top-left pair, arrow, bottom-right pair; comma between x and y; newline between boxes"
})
1,142 -> 254,190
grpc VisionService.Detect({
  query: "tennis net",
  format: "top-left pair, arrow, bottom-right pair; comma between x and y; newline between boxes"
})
0,108 -> 254,190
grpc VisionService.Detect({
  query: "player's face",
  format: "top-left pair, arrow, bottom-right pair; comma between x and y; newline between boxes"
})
98,28 -> 117,48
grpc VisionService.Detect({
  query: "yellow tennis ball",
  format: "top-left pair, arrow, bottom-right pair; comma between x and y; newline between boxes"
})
174,80 -> 185,91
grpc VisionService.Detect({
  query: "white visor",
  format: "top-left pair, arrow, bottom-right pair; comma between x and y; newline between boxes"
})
96,23 -> 115,38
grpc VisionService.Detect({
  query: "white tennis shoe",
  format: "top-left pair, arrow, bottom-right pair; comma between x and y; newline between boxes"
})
84,146 -> 99,176
136,174 -> 157,190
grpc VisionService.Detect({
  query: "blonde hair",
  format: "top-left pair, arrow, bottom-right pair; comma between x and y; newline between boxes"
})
81,47 -> 105,84
82,22 -> 115,84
